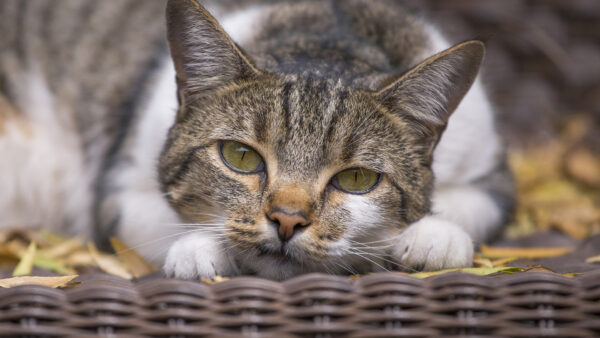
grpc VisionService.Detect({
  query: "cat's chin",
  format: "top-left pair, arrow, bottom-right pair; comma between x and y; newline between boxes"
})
256,245 -> 303,265
233,247 -> 327,281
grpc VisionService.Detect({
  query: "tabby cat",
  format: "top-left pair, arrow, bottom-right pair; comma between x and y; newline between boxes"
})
0,0 -> 513,280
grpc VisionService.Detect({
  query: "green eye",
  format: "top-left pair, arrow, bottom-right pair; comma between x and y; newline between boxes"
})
333,168 -> 380,194
220,141 -> 264,173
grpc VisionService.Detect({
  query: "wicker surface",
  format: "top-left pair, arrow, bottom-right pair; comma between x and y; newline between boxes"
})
0,270 -> 599,337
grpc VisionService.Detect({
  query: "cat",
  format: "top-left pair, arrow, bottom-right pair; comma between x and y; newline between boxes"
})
0,0 -> 514,280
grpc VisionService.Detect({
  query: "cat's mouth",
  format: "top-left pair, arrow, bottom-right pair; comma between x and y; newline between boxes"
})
256,244 -> 303,265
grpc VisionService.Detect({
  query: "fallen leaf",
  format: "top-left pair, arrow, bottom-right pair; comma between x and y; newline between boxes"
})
585,255 -> 600,263
34,255 -> 77,275
523,266 -> 582,278
201,275 -> 230,284
38,229 -> 69,246
13,242 -> 36,276
88,243 -> 132,280
40,237 -> 84,259
565,147 -> 600,188
409,267 -> 523,278
110,237 -> 156,278
63,250 -> 95,266
523,265 -> 557,273
491,257 -> 518,267
473,257 -> 493,268
0,275 -> 78,288
480,244 -> 573,259
5,239 -> 27,257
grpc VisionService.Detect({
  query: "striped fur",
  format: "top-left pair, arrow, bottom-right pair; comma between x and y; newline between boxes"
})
0,0 -> 514,280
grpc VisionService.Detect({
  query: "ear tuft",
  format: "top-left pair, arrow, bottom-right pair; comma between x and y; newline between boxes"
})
376,40 -> 485,143
166,0 -> 261,96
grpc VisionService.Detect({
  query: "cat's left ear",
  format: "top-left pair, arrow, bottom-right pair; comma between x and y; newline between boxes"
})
375,40 -> 484,149
166,0 -> 262,98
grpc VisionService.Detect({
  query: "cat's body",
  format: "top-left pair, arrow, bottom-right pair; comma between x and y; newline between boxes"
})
0,0 -> 513,280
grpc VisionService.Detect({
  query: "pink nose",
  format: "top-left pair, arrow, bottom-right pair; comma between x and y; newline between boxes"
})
268,210 -> 310,241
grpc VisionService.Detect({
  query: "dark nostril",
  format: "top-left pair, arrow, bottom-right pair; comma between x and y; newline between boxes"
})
267,210 -> 310,241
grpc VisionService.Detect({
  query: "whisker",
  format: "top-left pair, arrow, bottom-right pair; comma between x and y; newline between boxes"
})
346,250 -> 390,272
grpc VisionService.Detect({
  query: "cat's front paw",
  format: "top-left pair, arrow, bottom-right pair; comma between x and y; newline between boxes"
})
163,233 -> 236,279
392,217 -> 473,271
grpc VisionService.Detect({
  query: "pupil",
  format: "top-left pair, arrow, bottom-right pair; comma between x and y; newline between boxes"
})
240,150 -> 246,161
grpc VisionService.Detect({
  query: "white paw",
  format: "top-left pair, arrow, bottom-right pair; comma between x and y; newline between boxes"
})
392,217 -> 473,271
163,233 -> 236,279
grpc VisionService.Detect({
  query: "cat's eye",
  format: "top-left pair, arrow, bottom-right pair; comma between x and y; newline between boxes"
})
332,168 -> 380,194
220,141 -> 264,174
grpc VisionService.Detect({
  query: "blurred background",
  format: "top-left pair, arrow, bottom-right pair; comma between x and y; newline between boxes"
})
404,0 -> 600,247
406,0 -> 599,150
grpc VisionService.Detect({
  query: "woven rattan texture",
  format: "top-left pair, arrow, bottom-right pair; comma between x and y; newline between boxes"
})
1,271 -> 600,337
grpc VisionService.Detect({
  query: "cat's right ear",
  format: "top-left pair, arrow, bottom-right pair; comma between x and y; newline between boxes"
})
166,0 -> 261,99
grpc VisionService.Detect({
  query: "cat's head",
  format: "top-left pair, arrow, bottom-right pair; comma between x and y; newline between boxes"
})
159,0 -> 484,279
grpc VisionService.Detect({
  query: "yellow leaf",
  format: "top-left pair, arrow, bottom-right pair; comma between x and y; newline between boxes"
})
566,147 -> 600,188
12,242 -> 36,276
0,275 -> 78,288
5,239 -> 27,257
201,275 -> 230,284
62,250 -> 95,266
38,229 -> 69,246
33,255 -> 77,275
480,244 -> 573,259
110,237 -> 156,278
473,257 -> 493,268
87,242 -> 132,280
491,257 -> 518,267
409,267 -> 523,278
586,255 -> 600,263
39,237 -> 84,259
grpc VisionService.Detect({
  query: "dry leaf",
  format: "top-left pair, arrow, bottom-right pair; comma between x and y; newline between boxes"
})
523,265 -> 557,273
13,242 -> 36,276
480,244 -> 573,259
473,257 -> 493,268
201,275 -> 230,284
523,265 -> 582,278
40,237 -> 84,259
586,255 -> 600,263
109,237 -> 156,278
563,272 -> 583,277
88,242 -> 132,280
565,147 -> 600,188
409,267 -> 523,278
0,275 -> 78,288
34,255 -> 77,275
491,257 -> 518,267
63,250 -> 95,266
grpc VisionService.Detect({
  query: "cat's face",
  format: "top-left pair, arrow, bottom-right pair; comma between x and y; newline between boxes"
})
160,76 -> 434,274
160,0 -> 483,277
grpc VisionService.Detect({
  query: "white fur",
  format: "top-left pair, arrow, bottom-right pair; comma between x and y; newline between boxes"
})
392,216 -> 473,271
111,59 -> 180,264
164,232 -> 239,278
390,28 -> 504,270
0,68 -> 92,236
128,10 -> 504,275
0,5 -> 504,278
112,5 -> 270,263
